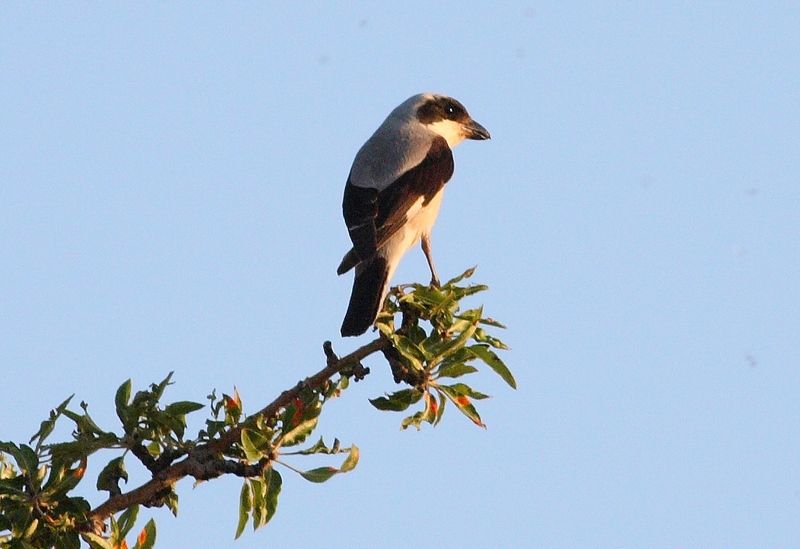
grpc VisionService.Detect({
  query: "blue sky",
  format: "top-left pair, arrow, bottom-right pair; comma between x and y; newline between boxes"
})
1,3 -> 798,547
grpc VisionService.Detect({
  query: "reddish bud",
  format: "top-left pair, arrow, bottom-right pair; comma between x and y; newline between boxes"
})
225,387 -> 243,412
137,528 -> 147,546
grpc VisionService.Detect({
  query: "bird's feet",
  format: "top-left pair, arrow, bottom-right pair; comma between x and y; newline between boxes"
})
430,275 -> 441,288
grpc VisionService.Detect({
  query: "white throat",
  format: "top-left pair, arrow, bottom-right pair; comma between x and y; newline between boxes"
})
427,119 -> 466,148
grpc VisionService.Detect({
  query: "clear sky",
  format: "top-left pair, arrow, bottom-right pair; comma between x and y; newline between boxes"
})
2,3 -> 798,548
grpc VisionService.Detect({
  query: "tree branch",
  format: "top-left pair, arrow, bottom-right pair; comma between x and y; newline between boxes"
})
84,337 -> 388,533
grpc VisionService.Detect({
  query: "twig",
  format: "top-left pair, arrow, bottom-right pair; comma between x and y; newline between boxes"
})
84,337 -> 387,533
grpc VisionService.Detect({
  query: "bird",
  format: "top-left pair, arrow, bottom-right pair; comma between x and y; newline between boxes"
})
337,93 -> 490,337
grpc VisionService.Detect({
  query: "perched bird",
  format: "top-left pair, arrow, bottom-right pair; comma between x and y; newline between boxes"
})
337,93 -> 490,337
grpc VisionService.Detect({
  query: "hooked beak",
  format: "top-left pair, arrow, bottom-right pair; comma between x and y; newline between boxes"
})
464,118 -> 491,140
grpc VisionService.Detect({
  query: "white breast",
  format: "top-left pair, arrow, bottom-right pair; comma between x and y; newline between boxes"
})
379,188 -> 445,286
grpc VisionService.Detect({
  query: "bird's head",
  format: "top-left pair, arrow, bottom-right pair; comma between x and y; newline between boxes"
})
409,93 -> 491,148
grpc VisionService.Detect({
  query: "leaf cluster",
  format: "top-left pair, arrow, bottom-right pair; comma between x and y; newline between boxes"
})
372,267 -> 515,430
229,375 -> 360,537
0,369 -> 361,545
0,374 -> 202,548
0,268 -> 513,546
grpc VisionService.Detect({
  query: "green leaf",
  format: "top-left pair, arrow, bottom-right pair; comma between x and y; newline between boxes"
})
235,481 -> 251,539
241,430 -> 259,461
449,284 -> 489,301
43,441 -> 82,465
10,540 -> 38,549
427,308 -> 482,364
404,285 -> 449,308
406,324 -> 428,345
389,334 -> 426,371
339,445 -> 359,473
29,395 -> 73,448
471,327 -> 509,350
164,400 -> 205,416
61,408 -> 107,437
81,532 -> 114,549
291,436 -> 331,456
299,466 -> 338,483
163,489 -> 179,517
157,412 -> 187,440
440,382 -> 490,400
241,429 -> 271,461
146,441 -> 161,458
0,443 -> 38,485
375,312 -> 396,337
445,315 -> 479,337
262,468 -> 281,526
369,388 -> 423,412
41,461 -> 81,498
150,372 -> 174,402
30,418 -> 56,449
0,476 -> 25,497
116,504 -> 139,540
444,266 -> 477,286
456,398 -> 485,428
478,316 -> 506,328
202,419 -> 226,440
250,478 -> 265,529
55,532 -> 81,549
436,362 -> 478,379
288,436 -> 349,456
115,379 -> 132,424
433,391 -> 446,426
299,398 -> 323,422
469,344 -> 517,388
96,456 -> 127,494
23,517 -> 39,539
132,518 -> 157,549
437,386 -> 486,428
400,410 -> 425,431
280,417 -> 318,447
250,468 -> 281,531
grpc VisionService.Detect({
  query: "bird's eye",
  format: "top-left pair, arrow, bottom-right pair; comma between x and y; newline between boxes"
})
445,103 -> 456,117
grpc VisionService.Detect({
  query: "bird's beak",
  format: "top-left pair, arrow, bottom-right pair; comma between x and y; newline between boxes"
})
464,118 -> 491,140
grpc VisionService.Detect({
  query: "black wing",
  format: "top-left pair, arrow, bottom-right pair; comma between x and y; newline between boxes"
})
341,136 -> 454,265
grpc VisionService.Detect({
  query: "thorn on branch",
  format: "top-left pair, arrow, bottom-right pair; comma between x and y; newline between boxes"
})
350,363 -> 370,382
323,340 -> 338,366
324,340 -> 370,382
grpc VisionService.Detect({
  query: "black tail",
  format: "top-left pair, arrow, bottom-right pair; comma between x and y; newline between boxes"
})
340,256 -> 388,337
336,248 -> 358,275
